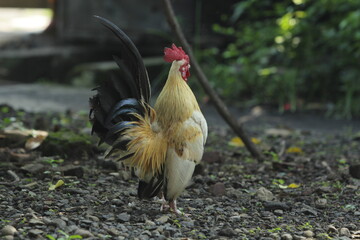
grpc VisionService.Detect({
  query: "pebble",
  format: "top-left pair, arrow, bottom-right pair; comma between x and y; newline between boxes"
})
210,182 -> 226,196
2,235 -> 14,240
303,230 -> 314,237
141,230 -> 152,236
28,229 -> 44,236
74,228 -> 94,238
281,233 -> 293,240
107,228 -> 120,236
87,215 -> 99,222
339,228 -> 351,237
62,165 -> 84,178
263,201 -> 291,211
145,220 -> 156,226
293,235 -> 306,240
346,223 -> 357,230
117,212 -> 131,222
256,187 -> 274,201
155,215 -> 169,224
315,198 -> 327,208
218,227 -> 236,237
1,225 -> 17,236
327,224 -> 338,234
180,220 -> 195,228
202,151 -> 222,163
274,209 -> 284,216
300,205 -> 318,216
29,218 -> 44,225
20,163 -> 46,174
111,198 -> 123,206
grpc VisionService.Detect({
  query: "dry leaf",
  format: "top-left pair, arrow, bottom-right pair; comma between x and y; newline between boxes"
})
286,147 -> 303,154
49,180 -> 64,191
229,137 -> 244,147
25,130 -> 48,150
288,183 -> 301,188
228,137 -> 261,147
265,128 -> 292,137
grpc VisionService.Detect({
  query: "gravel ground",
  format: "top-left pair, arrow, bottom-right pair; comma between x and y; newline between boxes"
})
0,104 -> 360,240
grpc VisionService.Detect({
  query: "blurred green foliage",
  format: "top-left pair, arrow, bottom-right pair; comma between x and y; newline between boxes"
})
201,0 -> 360,118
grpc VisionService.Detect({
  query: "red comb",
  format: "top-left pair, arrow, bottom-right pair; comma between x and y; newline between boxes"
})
164,44 -> 189,63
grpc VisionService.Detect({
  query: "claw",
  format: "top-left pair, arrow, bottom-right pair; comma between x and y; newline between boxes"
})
169,200 -> 183,215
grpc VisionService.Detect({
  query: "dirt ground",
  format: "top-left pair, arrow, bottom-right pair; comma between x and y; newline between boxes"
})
0,96 -> 360,239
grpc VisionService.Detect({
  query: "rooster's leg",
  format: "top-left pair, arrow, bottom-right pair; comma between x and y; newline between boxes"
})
169,200 -> 182,215
159,192 -> 169,211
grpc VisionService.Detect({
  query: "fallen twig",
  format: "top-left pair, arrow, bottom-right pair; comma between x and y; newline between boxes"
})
162,0 -> 265,161
0,170 -> 20,185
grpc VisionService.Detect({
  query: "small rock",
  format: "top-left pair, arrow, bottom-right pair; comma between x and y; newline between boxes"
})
87,215 -> 99,222
155,215 -> 169,224
263,201 -> 291,211
61,165 -> 84,178
29,218 -> 44,225
315,198 -> 327,208
107,228 -> 120,236
303,230 -> 314,237
300,205 -> 318,216
111,198 -> 123,206
141,230 -> 152,236
21,163 -> 45,174
74,229 -> 94,238
210,182 -> 226,196
145,220 -> 156,226
339,228 -> 351,237
3,235 -> 14,240
230,215 -> 241,221
293,236 -> 306,240
52,218 -> 67,229
327,225 -> 338,234
281,233 -> 293,240
1,225 -> 17,236
256,187 -> 274,201
274,209 -> 283,216
117,212 -> 131,222
316,186 -> 332,193
202,151 -> 222,163
180,220 -> 194,228
65,225 -> 79,233
269,233 -> 281,240
218,227 -> 236,237
28,229 -> 44,236
336,237 -> 351,240
346,223 -> 357,230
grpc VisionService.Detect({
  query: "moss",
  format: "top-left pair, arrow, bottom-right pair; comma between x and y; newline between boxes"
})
40,130 -> 97,159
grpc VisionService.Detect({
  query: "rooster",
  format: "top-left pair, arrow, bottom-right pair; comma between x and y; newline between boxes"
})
89,16 -> 207,214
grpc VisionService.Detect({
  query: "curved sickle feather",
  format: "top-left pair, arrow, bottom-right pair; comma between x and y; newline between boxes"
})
94,15 -> 151,103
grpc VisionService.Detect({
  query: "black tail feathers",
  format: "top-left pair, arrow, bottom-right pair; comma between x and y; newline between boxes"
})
89,16 -> 151,146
